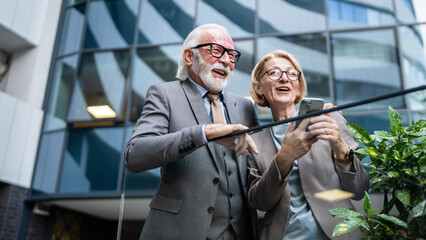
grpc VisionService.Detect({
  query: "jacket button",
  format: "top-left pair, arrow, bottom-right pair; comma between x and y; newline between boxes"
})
213,178 -> 219,184
228,193 -> 233,198
208,207 -> 215,213
229,215 -> 234,220
227,171 -> 232,176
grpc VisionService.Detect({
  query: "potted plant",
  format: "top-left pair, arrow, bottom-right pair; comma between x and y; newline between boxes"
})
329,107 -> 425,239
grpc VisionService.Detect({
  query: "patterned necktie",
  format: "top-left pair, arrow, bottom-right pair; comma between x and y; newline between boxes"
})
207,93 -> 225,124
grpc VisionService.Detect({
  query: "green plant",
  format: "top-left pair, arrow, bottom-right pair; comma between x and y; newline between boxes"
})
330,107 -> 425,238
329,191 -> 408,239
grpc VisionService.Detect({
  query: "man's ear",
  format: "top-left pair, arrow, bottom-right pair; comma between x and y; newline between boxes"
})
183,48 -> 193,67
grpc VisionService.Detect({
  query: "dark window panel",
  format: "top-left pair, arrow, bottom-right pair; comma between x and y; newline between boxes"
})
138,0 -> 195,45
44,55 -> 78,131
59,127 -> 124,193
31,131 -> 66,195
84,0 -> 138,49
57,4 -> 85,56
68,50 -> 131,122
130,45 -> 180,122
197,0 -> 255,38
66,0 -> 85,7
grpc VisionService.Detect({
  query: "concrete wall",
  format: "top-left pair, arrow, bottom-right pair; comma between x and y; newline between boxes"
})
0,0 -> 62,188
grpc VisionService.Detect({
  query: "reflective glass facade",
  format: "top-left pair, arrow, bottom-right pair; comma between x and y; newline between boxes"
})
32,0 -> 425,208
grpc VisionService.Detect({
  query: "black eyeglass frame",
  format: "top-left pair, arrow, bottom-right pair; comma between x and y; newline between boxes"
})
260,68 -> 302,81
191,43 -> 241,63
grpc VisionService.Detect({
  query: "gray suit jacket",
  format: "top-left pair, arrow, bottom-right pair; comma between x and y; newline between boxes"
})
125,79 -> 259,240
247,112 -> 369,240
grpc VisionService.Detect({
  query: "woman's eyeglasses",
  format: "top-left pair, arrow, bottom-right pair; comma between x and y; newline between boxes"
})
261,68 -> 301,81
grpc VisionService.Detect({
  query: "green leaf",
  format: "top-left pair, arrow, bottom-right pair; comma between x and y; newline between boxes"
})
357,147 -> 382,158
329,208 -> 363,219
369,218 -> 394,233
370,176 -> 385,185
381,197 -> 396,215
394,189 -> 410,209
407,200 -> 426,223
367,208 -> 378,218
373,130 -> 394,141
389,107 -> 403,136
372,214 -> 408,229
386,171 -> 399,178
363,191 -> 372,214
347,123 -> 375,147
332,218 -> 366,237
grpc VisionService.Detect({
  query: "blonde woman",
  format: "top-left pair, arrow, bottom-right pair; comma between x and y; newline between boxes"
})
247,50 -> 369,240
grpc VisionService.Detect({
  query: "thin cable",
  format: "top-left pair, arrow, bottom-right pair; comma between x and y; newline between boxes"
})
209,84 -> 426,142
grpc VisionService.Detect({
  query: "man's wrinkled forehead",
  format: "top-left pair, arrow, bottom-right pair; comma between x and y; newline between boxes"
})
198,29 -> 234,48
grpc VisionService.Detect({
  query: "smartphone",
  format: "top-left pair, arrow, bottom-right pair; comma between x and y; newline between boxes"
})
295,98 -> 324,131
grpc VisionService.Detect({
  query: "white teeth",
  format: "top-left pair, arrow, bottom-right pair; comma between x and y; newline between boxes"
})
277,87 -> 289,91
213,69 -> 226,76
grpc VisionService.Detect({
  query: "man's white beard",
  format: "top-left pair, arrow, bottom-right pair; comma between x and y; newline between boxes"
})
192,51 -> 233,92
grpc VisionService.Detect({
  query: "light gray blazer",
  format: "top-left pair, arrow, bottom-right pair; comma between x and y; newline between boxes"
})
247,112 -> 369,240
125,79 -> 259,240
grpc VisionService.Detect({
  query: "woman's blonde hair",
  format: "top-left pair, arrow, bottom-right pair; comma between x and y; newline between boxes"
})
250,50 -> 307,107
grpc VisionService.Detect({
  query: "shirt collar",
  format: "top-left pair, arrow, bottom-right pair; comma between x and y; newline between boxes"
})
188,77 -> 225,101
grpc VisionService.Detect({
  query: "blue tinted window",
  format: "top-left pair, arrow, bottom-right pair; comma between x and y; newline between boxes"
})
59,127 -> 124,193
57,4 -> 85,56
31,131 -> 66,195
327,0 -> 394,30
130,45 -> 180,121
331,29 -> 404,110
395,0 -> 426,23
411,111 -> 426,122
345,112 -> 409,133
138,0 -> 195,45
197,0 -> 255,38
44,55 -> 78,131
84,0 -> 138,49
398,24 -> 426,112
259,0 -> 325,34
68,50 -> 130,122
66,0 -> 85,6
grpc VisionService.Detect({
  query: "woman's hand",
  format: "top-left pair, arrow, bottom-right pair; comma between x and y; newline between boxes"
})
308,115 -> 352,169
275,118 -> 319,175
308,115 -> 346,152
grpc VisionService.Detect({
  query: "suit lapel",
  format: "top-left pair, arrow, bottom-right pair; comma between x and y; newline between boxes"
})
181,79 -> 219,172
181,79 -> 211,125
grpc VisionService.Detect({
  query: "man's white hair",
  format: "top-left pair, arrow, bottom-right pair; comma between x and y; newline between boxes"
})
176,24 -> 229,80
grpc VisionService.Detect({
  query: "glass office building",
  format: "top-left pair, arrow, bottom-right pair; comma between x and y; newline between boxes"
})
22,0 -> 425,238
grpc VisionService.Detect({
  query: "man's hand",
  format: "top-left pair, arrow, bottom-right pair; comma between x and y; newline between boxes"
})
204,124 -> 259,157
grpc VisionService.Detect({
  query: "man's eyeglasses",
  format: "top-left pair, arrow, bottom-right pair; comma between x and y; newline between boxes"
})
261,68 -> 302,81
191,43 -> 241,63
